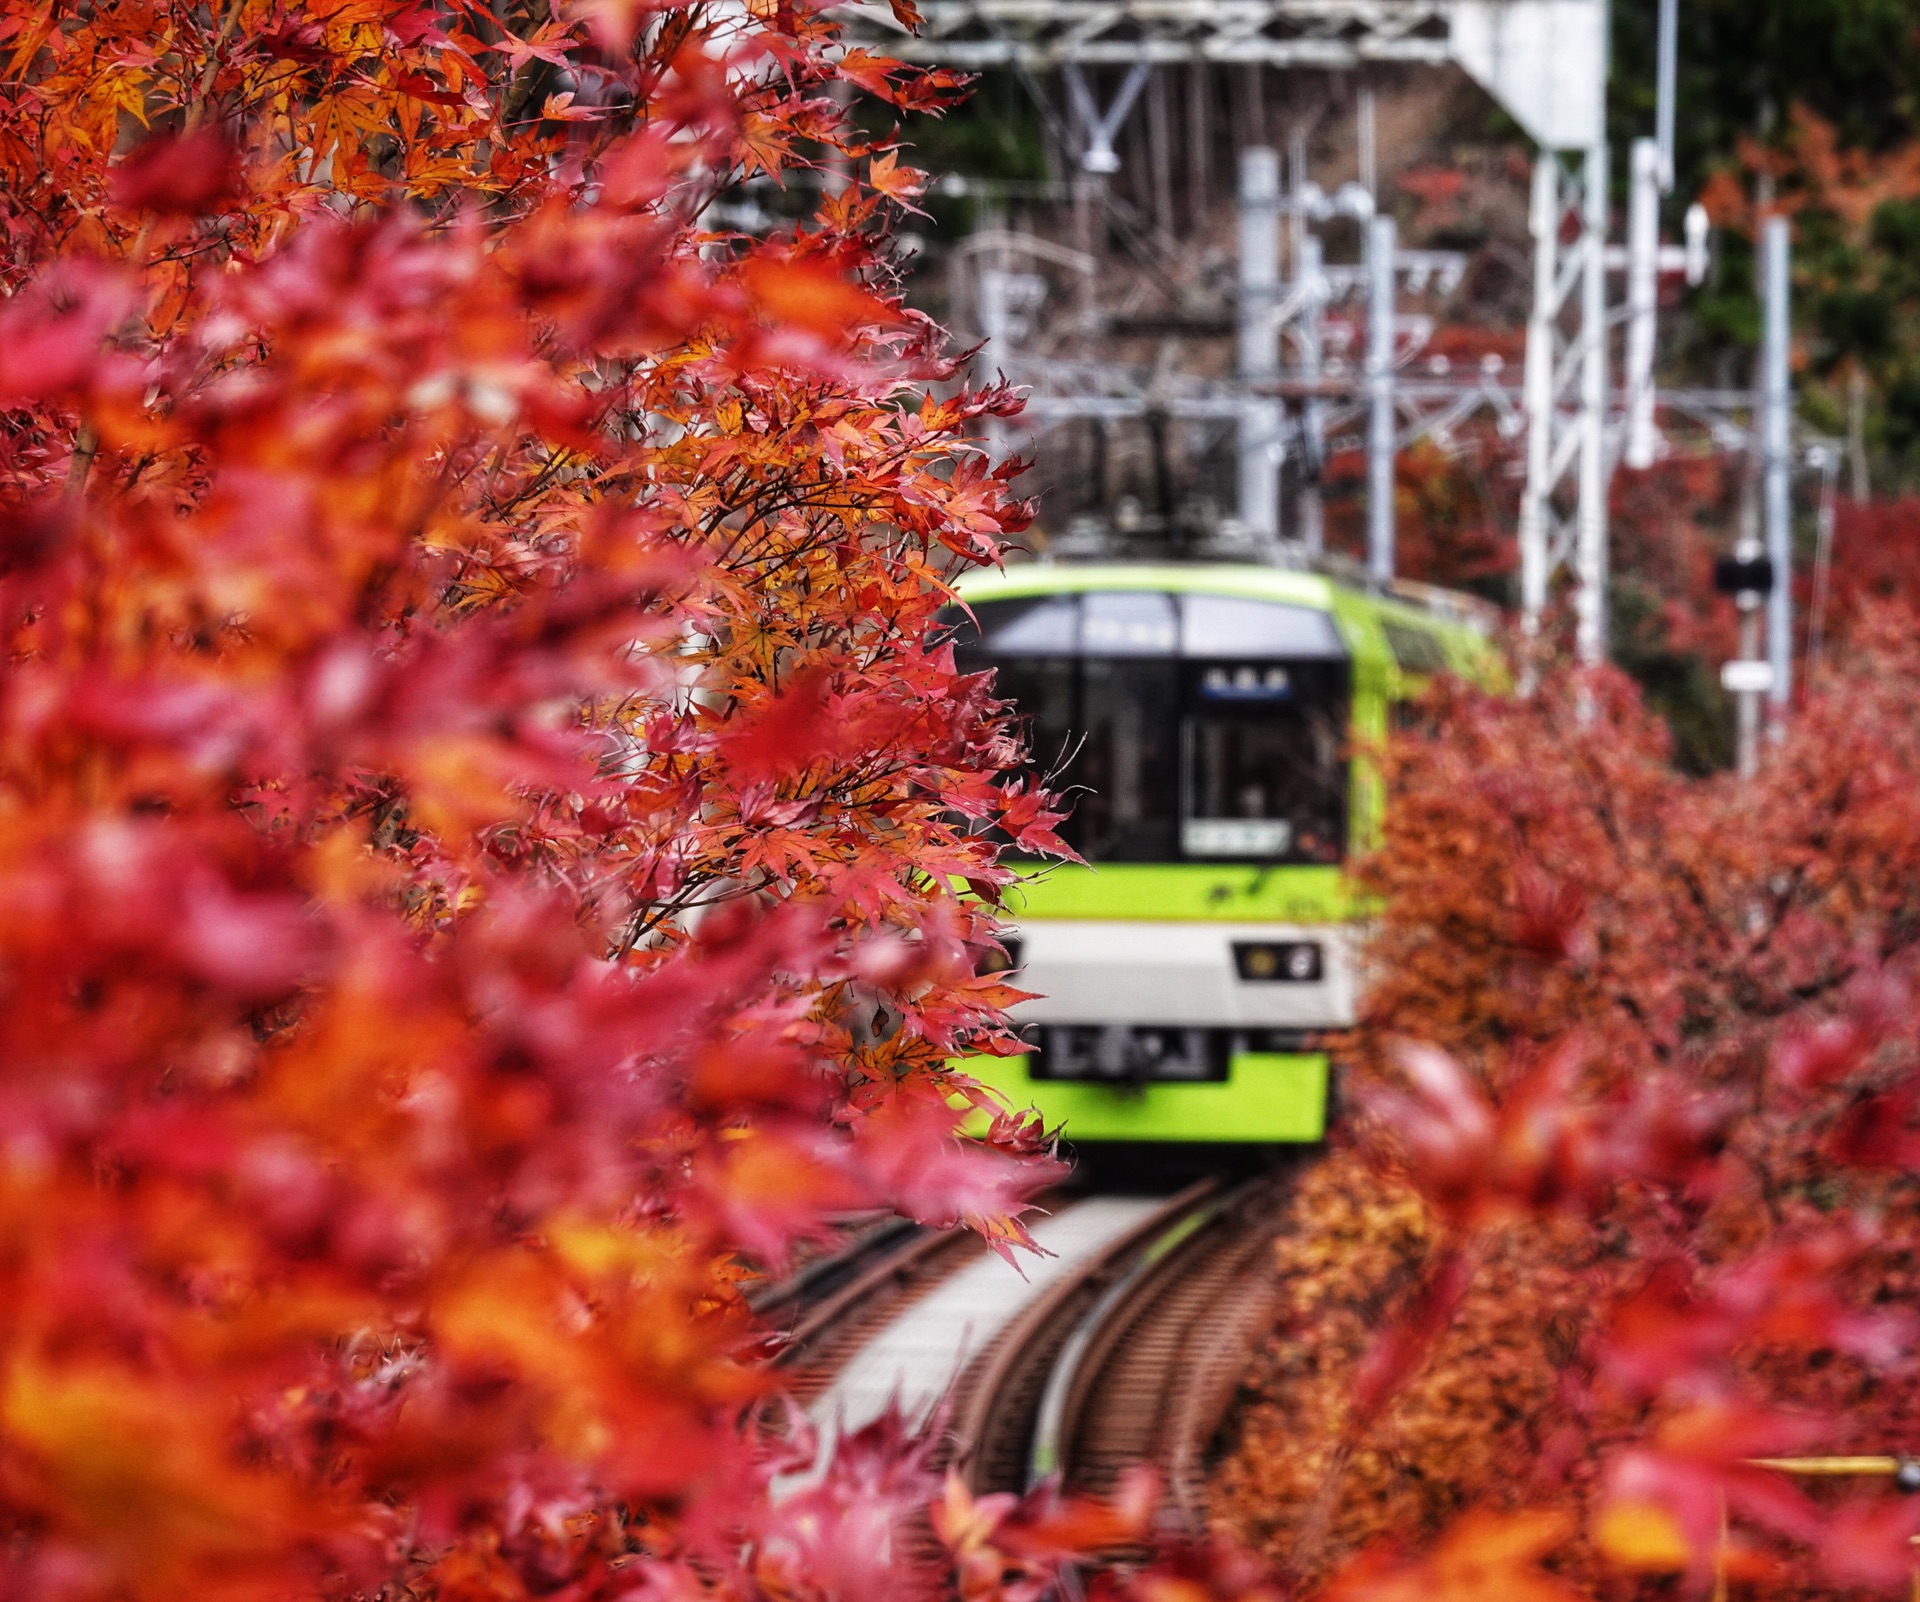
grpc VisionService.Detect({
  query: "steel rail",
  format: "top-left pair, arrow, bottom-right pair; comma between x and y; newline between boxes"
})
950,1178 -> 1226,1492
771,1220 -> 981,1393
749,1215 -> 921,1318
1025,1183 -> 1246,1485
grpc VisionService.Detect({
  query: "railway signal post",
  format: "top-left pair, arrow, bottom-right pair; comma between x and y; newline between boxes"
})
1762,214 -> 1795,732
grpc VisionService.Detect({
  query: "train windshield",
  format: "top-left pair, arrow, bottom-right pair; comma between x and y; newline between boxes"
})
947,591 -> 1349,865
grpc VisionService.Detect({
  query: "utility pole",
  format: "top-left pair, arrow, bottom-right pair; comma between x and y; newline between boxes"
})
1357,86 -> 1377,201
1366,211 -> 1397,584
1064,62 -> 1151,325
1655,0 -> 1677,190
1516,139 -> 1612,667
1717,220 -> 1794,774
1298,229 -> 1327,555
1762,214 -> 1793,730
1237,146 -> 1283,547
1717,542 -> 1773,780
978,258 -> 1011,464
1518,155 -> 1555,656
1737,586 -> 1763,775
1574,137 -> 1609,667
1287,124 -> 1310,277
1624,137 -> 1661,470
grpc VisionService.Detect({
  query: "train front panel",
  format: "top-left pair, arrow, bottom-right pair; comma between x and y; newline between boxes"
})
949,562 -> 1498,1145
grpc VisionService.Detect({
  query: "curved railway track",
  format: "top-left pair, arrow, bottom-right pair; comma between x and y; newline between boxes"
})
770,1164 -> 1300,1552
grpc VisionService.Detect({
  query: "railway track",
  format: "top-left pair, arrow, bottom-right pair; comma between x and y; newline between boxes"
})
770,1165 -> 1298,1551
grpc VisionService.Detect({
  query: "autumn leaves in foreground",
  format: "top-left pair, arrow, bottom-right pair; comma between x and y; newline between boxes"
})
5,2 -> 1920,1599
2,2 -> 1059,1595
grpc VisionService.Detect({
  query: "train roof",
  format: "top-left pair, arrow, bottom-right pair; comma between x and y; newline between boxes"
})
955,561 -> 1338,610
949,561 -> 1506,689
954,561 -> 1499,636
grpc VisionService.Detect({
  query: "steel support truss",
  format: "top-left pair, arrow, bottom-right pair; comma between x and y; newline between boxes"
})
1517,143 -> 1609,666
836,0 -> 1455,69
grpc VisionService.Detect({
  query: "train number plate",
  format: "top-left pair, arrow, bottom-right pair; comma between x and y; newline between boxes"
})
1029,1025 -> 1227,1084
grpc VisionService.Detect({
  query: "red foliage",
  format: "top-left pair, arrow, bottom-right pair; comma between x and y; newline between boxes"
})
0,6 -> 1074,1599
1700,104 -> 1920,244
108,128 -> 242,215
1321,440 -> 1516,592
18,12 -> 1920,1602
1217,619 -> 1920,1596
1820,496 -> 1920,635
1315,1510 -> 1583,1602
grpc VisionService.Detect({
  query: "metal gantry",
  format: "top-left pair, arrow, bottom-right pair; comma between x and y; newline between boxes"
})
845,0 -> 1621,639
847,0 -> 1815,693
836,0 -> 1458,68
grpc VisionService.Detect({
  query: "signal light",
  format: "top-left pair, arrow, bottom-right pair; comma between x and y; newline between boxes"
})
1714,553 -> 1774,597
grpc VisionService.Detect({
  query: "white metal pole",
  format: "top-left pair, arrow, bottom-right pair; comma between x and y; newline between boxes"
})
1656,0 -> 1678,193
1575,140 -> 1610,667
1237,146 -> 1283,545
1736,580 -> 1761,779
1299,229 -> 1327,556
1518,152 -> 1558,646
826,77 -> 853,196
1367,211 -> 1397,584
1762,214 -> 1793,726
1357,87 -> 1377,202
1287,124 -> 1309,280
1625,137 -> 1661,470
979,265 -> 1010,463
1807,447 -> 1837,683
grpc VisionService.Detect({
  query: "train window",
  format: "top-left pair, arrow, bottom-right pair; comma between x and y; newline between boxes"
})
1080,590 -> 1177,655
1381,618 -> 1448,674
961,655 -> 1179,862
948,594 -> 1080,654
1181,662 -> 1348,864
1075,658 -> 1180,860
988,656 -> 1078,781
947,589 -> 1349,865
1180,594 -> 1345,660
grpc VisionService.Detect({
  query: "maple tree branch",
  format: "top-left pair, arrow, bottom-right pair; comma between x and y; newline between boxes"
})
182,0 -> 246,134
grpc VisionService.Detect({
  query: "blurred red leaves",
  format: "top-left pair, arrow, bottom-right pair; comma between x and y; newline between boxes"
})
1315,1509 -> 1583,1602
1355,1038 -> 1723,1231
937,1468 -> 1160,1602
0,260 -> 136,405
109,128 -> 240,215
1511,862 -> 1595,966
740,251 -> 899,339
1346,1242 -> 1477,1428
0,6 -> 1058,1601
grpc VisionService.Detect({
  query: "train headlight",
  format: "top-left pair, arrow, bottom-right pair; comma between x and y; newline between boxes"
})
1232,940 -> 1324,983
978,937 -> 1023,976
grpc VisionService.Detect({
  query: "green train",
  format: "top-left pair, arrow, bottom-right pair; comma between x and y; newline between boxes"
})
947,561 -> 1501,1145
